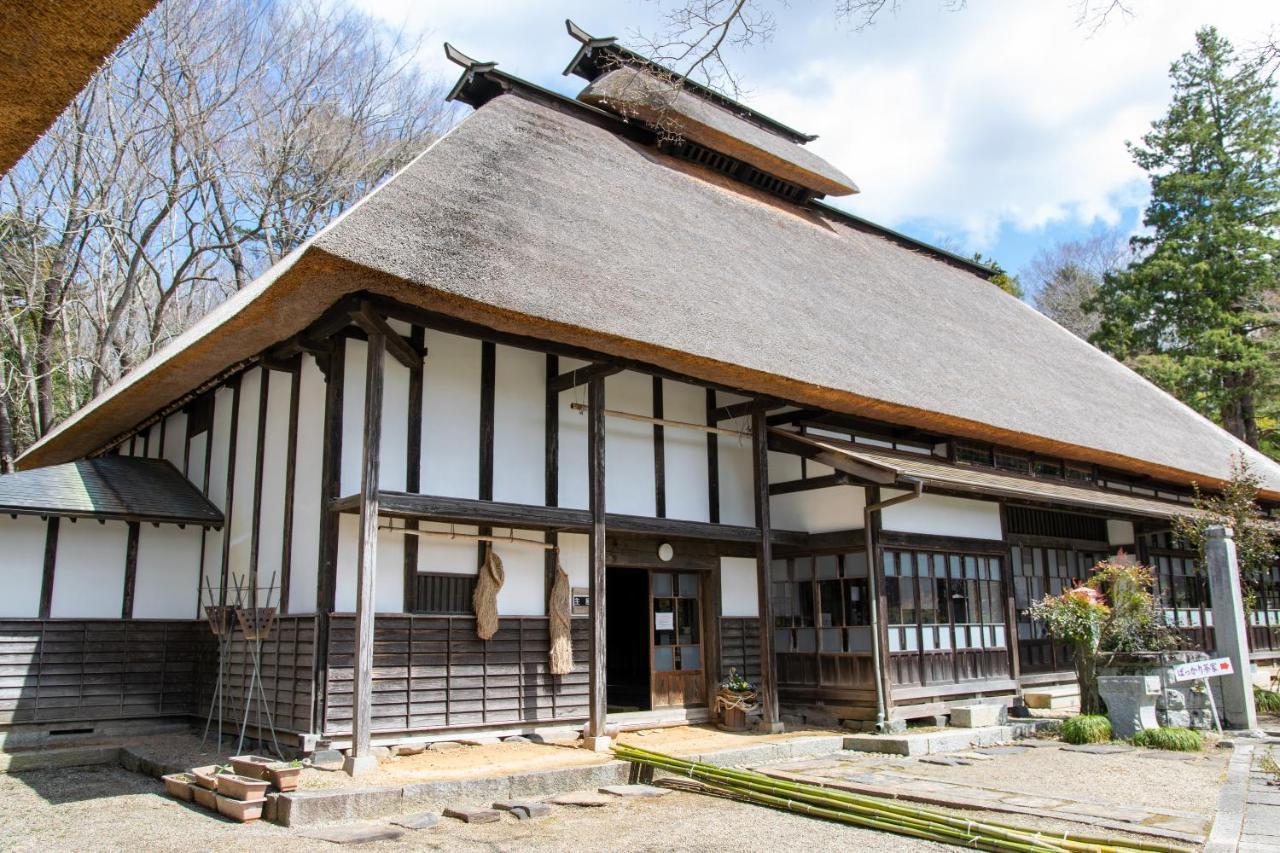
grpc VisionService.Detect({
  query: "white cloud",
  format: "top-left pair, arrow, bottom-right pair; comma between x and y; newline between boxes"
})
352,0 -> 1277,249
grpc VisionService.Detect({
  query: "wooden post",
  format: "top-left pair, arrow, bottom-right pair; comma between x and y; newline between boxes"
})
750,406 -> 781,731
585,374 -> 609,750
345,331 -> 385,775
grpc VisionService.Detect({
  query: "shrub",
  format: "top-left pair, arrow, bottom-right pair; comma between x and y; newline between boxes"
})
1060,714 -> 1112,745
1131,727 -> 1203,752
1255,686 -> 1280,715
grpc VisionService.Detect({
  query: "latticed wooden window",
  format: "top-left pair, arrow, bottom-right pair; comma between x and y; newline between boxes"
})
414,573 -> 477,614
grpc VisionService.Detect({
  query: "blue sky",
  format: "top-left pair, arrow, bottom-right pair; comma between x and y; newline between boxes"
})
355,0 -> 1276,296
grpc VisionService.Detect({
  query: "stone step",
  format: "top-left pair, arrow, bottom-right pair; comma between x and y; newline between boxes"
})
1023,685 -> 1080,710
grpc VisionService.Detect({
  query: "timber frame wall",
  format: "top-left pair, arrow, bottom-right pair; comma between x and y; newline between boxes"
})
6,290 -> 1264,742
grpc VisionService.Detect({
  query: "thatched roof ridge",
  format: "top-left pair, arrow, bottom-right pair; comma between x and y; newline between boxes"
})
17,86 -> 1280,502
0,0 -> 159,176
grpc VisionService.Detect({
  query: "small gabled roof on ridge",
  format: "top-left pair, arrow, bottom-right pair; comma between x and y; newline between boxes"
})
16,39 -> 1280,505
0,456 -> 223,526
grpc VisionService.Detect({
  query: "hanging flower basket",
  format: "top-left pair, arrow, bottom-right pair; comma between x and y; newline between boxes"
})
203,605 -> 234,636
235,606 -> 277,641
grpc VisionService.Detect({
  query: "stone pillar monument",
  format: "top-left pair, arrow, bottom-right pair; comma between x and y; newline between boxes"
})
1206,525 -> 1258,732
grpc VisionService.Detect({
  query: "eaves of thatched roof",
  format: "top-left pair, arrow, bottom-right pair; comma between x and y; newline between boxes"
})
0,0 -> 159,176
17,76 -> 1280,501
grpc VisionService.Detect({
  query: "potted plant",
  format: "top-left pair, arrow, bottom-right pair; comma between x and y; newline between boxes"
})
215,773 -> 270,801
161,772 -> 196,802
266,759 -> 303,792
230,755 -> 273,781
1027,583 -> 1109,714
714,669 -> 759,732
191,764 -> 228,790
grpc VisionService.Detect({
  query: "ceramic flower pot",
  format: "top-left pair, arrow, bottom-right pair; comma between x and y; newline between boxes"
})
230,755 -> 273,781
267,764 -> 302,792
191,765 -> 224,790
192,784 -> 219,810
216,793 -> 266,822
215,773 -> 270,801
161,773 -> 195,802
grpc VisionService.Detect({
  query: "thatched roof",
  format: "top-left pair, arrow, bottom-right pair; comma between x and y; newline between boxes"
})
0,0 -> 159,176
17,75 -> 1280,501
0,457 -> 223,526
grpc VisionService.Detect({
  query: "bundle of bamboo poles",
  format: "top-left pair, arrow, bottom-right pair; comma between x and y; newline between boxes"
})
612,744 -> 1189,853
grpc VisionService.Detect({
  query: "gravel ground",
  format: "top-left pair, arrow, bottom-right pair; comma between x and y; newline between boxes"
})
0,765 -> 948,853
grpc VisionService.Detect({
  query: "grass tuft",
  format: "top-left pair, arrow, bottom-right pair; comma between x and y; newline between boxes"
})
1131,726 -> 1203,752
1060,714 -> 1112,745
1255,686 -> 1280,715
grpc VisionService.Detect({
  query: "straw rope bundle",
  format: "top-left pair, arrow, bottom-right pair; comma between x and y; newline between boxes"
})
548,560 -> 574,675
472,544 -> 504,640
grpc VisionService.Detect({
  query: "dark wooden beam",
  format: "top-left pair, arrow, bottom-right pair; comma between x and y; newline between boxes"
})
652,376 -> 665,519
544,354 -> 559,603
586,374 -> 607,742
479,342 -> 495,502
352,302 -> 422,370
769,473 -> 852,495
121,521 -> 141,618
349,329 -> 385,772
404,326 -> 425,614
280,359 -> 302,613
706,389 -> 720,524
876,529 -> 1007,554
751,406 -> 780,729
548,362 -> 623,394
317,339 -> 346,615
712,398 -> 786,422
38,517 -> 59,618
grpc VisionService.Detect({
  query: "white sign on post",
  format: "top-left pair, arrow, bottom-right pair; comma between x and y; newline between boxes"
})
1171,657 -> 1234,683
654,612 -> 674,631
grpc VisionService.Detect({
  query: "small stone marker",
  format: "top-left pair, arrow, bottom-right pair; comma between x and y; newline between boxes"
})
299,824 -> 405,844
392,812 -> 440,830
1061,743 -> 1133,754
428,741 -> 462,751
599,784 -> 671,798
443,806 -> 501,823
309,749 -> 346,771
547,790 -> 613,807
919,756 -> 971,766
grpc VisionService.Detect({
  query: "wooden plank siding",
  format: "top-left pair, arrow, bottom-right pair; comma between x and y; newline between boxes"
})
0,619 -> 201,725
322,615 -> 589,735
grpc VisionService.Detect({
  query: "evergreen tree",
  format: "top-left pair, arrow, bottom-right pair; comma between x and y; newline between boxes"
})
1091,28 -> 1280,453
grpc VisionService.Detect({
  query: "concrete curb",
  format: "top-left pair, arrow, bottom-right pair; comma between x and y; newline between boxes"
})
0,745 -> 121,773
1205,741 -> 1256,852
276,735 -> 850,827
842,721 -> 1053,757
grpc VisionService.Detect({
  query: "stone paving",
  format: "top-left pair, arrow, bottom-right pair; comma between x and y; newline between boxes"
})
1240,746 -> 1280,852
758,749 -> 1211,842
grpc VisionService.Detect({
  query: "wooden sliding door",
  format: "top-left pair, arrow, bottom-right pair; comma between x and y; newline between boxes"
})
650,570 -> 707,708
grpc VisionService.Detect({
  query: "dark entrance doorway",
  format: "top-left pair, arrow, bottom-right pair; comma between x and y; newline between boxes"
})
605,566 -> 651,711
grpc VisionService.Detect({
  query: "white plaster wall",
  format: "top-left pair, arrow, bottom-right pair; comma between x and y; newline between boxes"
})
557,357 -> 592,511
334,515 -> 404,613
493,345 -> 545,505
421,331 -> 481,499
225,368 -> 262,587
416,522 -> 481,574
145,421 -> 163,458
132,525 -> 202,618
289,355 -> 325,613
50,520 -> 128,617
663,379 -> 710,522
201,384 -> 236,599
380,354 -> 410,492
558,532 -> 589,588
721,557 -> 759,618
605,371 -> 655,516
340,340 -> 367,497
769,450 -> 802,483
770,485 -> 867,533
492,529 -> 546,616
0,515 -> 47,616
186,431 -> 207,493
717,415 -> 755,526
162,411 -> 187,472
256,370 -> 292,591
1107,519 -> 1136,547
880,491 -> 1003,540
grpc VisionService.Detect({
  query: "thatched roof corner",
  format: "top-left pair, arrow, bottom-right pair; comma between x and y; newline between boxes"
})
0,0 -> 160,176
579,67 -> 858,198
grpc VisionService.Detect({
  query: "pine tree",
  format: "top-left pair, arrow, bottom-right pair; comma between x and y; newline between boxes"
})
1091,28 -> 1280,452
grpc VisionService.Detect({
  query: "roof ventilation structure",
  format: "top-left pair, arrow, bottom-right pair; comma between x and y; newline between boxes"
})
564,21 -> 859,200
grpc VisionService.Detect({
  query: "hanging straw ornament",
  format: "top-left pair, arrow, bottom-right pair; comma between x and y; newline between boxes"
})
473,542 -> 504,640
548,558 -> 574,675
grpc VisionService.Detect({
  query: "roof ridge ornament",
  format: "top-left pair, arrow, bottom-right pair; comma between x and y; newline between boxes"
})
444,43 -> 506,106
